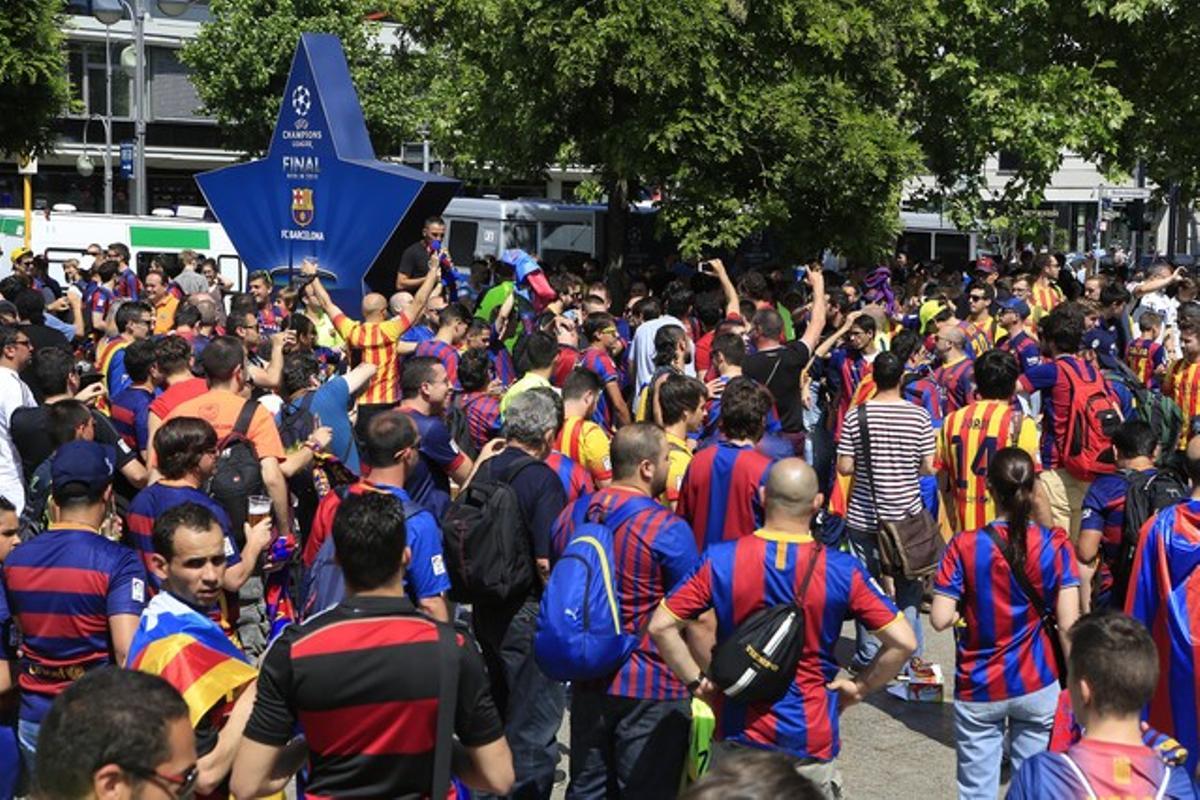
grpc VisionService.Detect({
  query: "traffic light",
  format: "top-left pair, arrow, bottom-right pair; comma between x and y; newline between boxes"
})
1124,199 -> 1151,231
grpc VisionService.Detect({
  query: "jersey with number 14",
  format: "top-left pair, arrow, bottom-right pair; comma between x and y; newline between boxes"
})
937,400 -> 1040,532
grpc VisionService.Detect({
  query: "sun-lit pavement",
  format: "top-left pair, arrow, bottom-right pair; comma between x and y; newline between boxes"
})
549,614 -> 1002,799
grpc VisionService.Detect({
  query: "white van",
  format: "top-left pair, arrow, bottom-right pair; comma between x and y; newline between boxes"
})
0,209 -> 245,290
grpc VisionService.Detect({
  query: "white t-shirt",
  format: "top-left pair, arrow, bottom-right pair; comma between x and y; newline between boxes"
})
0,366 -> 36,513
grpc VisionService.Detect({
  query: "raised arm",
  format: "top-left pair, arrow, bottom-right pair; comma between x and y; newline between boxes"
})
799,262 -> 827,353
707,258 -> 740,319
813,309 -> 862,360
402,265 -> 443,328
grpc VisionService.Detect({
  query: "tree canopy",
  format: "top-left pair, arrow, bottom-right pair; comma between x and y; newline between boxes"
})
0,0 -> 70,159
182,0 -> 1200,264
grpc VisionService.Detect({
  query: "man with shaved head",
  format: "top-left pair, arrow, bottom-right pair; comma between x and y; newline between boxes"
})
551,422 -> 701,798
933,323 -> 976,413
305,267 -> 442,440
651,457 -> 915,798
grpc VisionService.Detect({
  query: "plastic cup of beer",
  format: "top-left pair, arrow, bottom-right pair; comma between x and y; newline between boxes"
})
248,495 -> 272,527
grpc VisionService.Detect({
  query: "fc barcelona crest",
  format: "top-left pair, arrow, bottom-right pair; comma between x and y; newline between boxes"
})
291,188 -> 314,227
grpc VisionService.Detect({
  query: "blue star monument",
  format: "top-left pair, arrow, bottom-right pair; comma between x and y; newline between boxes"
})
195,33 -> 459,313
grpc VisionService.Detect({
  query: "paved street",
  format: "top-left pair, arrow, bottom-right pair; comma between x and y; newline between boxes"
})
550,614 -> 1003,799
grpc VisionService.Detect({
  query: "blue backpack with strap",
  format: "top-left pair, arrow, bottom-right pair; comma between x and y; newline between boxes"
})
534,494 -> 659,681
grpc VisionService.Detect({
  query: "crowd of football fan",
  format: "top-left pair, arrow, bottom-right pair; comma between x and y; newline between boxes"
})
2,220 -> 1200,799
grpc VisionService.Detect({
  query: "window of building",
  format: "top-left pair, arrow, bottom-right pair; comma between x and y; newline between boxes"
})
997,151 -> 1023,174
68,41 -> 133,119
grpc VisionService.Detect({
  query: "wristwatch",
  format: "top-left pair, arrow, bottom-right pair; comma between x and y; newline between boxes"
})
686,676 -> 703,695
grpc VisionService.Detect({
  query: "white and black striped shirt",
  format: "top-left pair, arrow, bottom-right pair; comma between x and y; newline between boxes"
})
838,400 -> 934,531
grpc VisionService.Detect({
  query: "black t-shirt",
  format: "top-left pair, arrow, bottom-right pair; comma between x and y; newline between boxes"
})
398,240 -> 431,281
743,341 -> 813,434
244,595 -> 503,799
10,404 -> 139,482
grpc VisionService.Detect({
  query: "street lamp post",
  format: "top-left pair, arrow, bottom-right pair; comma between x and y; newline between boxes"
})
93,0 -> 192,216
103,24 -> 113,214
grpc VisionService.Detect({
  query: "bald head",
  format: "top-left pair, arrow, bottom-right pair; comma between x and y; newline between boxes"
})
362,293 -> 388,318
763,458 -> 820,521
390,291 -> 414,316
941,325 -> 966,349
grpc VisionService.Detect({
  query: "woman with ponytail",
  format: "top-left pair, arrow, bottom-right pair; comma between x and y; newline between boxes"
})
930,447 -> 1082,799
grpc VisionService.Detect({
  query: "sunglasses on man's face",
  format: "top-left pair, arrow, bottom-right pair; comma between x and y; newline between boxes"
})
121,763 -> 199,798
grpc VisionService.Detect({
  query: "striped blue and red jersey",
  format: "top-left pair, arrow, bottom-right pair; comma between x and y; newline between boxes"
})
88,284 -> 115,326
676,441 -> 773,550
125,483 -> 241,587
957,319 -> 992,360
903,373 -> 945,430
486,335 -> 517,387
1,524 -> 147,722
1127,336 -> 1166,389
108,385 -> 153,452
414,338 -> 462,389
551,487 -> 699,699
257,302 -> 288,335
1080,471 -> 1146,605
458,391 -> 501,453
1125,500 -> 1200,776
115,267 -> 141,300
828,348 -> 873,440
663,531 -> 899,761
934,520 -> 1079,702
1010,739 -> 1196,799
544,451 -> 595,505
551,345 -> 579,388
702,375 -> 783,441
934,356 -> 976,414
998,330 -> 1043,374
581,346 -> 623,431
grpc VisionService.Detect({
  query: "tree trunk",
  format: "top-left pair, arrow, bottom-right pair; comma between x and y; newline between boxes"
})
605,176 -> 633,310
605,176 -> 629,275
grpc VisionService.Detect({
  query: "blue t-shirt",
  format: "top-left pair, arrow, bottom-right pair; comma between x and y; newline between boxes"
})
283,377 -> 360,475
400,407 -> 466,519
1008,740 -> 1198,799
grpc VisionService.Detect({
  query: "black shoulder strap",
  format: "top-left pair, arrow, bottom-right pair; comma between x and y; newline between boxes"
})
981,524 -> 1067,687
856,405 -> 880,509
431,622 -> 460,800
233,398 -> 259,437
796,543 -> 822,609
502,453 -> 539,483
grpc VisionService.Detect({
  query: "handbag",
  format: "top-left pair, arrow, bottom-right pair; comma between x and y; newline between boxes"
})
981,524 -> 1068,688
855,405 -> 942,579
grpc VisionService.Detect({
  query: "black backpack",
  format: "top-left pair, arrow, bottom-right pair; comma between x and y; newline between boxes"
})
445,401 -> 479,461
709,545 -> 821,705
441,455 -> 537,603
207,399 -> 266,547
279,392 -> 320,538
1110,468 -> 1188,608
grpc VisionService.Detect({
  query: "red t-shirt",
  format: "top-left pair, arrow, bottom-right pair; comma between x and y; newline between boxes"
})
149,377 -> 208,421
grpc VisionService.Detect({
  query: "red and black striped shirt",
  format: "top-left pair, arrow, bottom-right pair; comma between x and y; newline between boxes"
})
243,595 -> 503,799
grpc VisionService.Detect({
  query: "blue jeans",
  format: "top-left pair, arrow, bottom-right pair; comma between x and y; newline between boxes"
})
954,682 -> 1059,799
848,527 -> 924,667
473,598 -> 567,800
567,690 -> 690,799
16,719 -> 38,779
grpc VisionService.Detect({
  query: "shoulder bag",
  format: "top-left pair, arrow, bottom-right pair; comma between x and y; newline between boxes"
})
856,405 -> 942,579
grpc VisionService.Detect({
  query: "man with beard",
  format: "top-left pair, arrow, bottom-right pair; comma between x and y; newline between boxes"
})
550,423 -> 702,799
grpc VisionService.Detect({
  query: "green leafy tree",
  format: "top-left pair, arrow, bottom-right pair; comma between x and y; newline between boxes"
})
425,0 -> 934,267
0,0 -> 70,158
181,0 -> 427,156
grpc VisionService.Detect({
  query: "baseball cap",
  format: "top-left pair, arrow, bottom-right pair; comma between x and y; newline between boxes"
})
974,255 -> 998,275
9,247 -> 31,263
51,441 -> 115,497
918,299 -> 949,334
999,297 -> 1031,319
1085,328 -> 1121,371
